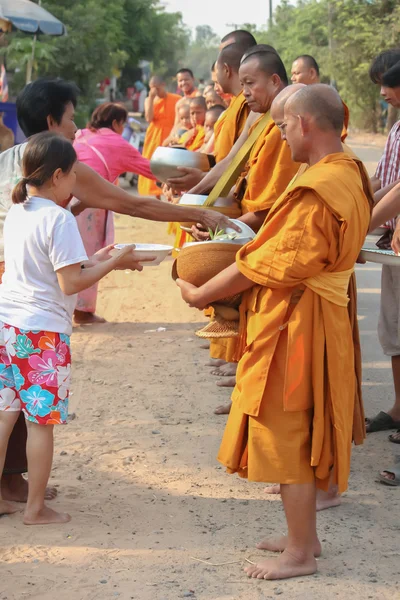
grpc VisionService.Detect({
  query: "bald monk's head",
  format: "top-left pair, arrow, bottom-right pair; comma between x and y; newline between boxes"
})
216,42 -> 256,95
205,89 -> 225,109
283,84 -> 344,164
239,46 -> 288,114
220,29 -> 257,50
149,75 -> 166,98
270,83 -> 306,128
291,55 -> 320,85
189,96 -> 207,127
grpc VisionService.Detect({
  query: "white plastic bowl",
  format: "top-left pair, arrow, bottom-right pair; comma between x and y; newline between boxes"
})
224,219 -> 256,240
114,243 -> 173,267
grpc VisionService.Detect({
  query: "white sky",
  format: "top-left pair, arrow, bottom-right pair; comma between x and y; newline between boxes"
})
161,0 -> 277,38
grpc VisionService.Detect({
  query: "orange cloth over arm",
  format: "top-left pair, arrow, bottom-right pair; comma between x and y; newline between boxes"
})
213,92 -> 250,163
138,93 -> 180,197
185,126 -> 205,151
218,153 -> 371,493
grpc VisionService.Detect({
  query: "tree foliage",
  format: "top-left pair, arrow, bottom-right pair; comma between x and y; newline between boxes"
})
3,0 -> 189,106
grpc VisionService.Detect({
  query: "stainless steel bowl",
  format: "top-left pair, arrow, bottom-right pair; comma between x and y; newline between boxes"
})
150,147 -> 212,183
179,193 -> 234,208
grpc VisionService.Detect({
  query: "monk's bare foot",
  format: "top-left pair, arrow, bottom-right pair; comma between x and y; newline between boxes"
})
256,535 -> 321,558
264,484 -> 281,494
316,493 -> 341,512
1,474 -> 57,502
245,549 -> 317,580
214,403 -> 232,415
211,363 -> 238,377
216,376 -> 236,388
206,358 -> 226,368
0,499 -> 19,515
24,505 -> 71,526
199,341 -> 210,350
74,310 -> 106,324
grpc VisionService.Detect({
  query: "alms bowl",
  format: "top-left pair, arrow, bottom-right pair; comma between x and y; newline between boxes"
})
150,147 -> 212,183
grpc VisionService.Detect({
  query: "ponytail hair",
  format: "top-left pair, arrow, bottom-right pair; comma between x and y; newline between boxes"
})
12,132 -> 77,204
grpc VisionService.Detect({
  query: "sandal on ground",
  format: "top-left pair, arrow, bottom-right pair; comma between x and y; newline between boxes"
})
365,411 -> 400,433
388,429 -> 400,444
378,457 -> 400,486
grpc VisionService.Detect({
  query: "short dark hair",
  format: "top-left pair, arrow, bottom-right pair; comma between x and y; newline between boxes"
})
16,78 -> 79,138
370,49 -> 400,85
12,132 -> 76,204
294,54 -> 320,76
207,105 -> 225,118
241,46 -> 288,85
176,68 -> 194,78
88,102 -> 128,131
190,96 -> 207,110
218,41 -> 260,73
221,29 -> 257,46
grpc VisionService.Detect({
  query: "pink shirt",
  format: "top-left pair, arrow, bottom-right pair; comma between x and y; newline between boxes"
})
73,127 -> 155,183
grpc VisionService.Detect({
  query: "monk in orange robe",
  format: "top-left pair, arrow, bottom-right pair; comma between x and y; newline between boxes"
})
291,54 -> 350,140
138,76 -> 180,197
168,68 -> 201,139
178,97 -> 207,151
212,42 -> 253,162
203,48 -> 299,394
177,84 -> 372,580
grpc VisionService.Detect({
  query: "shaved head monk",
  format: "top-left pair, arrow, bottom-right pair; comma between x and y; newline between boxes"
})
212,41 -> 255,162
177,84 -> 372,580
291,55 -> 320,85
168,69 -> 201,140
138,75 -> 180,197
220,29 -> 257,49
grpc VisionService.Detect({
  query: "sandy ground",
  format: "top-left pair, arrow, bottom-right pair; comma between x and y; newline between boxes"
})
2,138 -> 400,600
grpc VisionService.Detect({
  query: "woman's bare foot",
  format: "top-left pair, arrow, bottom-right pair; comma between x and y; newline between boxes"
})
206,358 -> 226,368
256,535 -> 321,557
214,403 -> 232,415
1,474 -> 57,502
264,484 -> 281,494
0,499 -> 19,515
24,505 -> 71,525
74,310 -> 106,325
216,376 -> 236,388
211,363 -> 238,377
245,549 -> 317,580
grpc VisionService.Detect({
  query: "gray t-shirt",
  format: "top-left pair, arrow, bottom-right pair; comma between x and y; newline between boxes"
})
0,143 -> 28,261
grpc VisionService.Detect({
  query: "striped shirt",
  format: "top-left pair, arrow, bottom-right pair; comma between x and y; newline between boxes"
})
376,120 -> 400,231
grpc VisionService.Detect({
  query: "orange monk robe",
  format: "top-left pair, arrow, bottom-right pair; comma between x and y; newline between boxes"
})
209,116 -> 300,362
213,92 -> 250,163
179,126 -> 205,152
342,101 -> 350,141
138,93 -> 180,197
218,152 -> 372,493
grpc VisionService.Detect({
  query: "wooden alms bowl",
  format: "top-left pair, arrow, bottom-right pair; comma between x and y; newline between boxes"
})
172,241 -> 241,288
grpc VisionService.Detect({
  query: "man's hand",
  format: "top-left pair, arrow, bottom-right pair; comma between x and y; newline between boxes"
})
149,86 -> 158,100
191,224 -> 211,242
197,211 -> 241,235
166,167 -> 205,192
176,279 -> 206,309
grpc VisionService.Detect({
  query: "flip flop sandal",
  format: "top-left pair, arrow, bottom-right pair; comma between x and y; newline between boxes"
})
378,458 -> 400,486
365,411 -> 400,433
388,429 -> 400,444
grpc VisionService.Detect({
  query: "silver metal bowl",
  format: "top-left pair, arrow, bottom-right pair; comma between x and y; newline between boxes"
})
150,147 -> 212,183
179,194 -> 234,208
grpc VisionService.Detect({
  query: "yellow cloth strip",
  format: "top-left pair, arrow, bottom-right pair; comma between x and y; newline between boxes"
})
304,268 -> 354,307
204,112 -> 271,207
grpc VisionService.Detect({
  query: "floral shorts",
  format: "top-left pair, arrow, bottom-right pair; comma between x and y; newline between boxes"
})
0,322 -> 71,425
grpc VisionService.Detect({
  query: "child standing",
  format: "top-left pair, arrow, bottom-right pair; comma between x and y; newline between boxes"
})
0,132 -> 139,525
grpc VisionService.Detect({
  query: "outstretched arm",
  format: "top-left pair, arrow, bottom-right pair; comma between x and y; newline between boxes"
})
370,181 -> 400,232
72,161 -> 240,232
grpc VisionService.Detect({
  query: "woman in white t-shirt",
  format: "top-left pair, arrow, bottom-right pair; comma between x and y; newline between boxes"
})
0,132 -> 142,525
